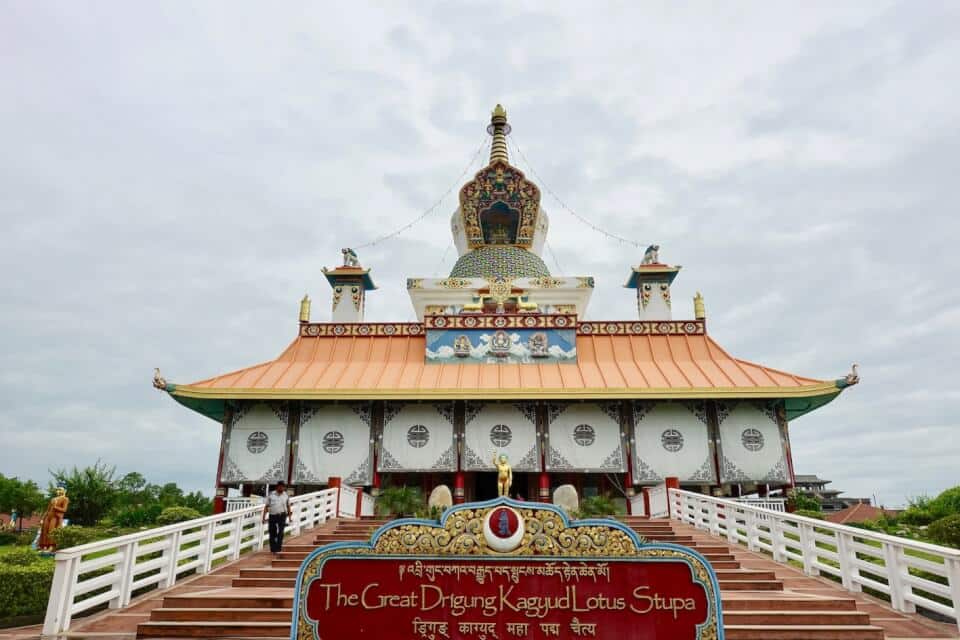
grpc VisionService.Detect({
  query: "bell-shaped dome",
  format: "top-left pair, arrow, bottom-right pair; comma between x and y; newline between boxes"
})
449,246 -> 550,279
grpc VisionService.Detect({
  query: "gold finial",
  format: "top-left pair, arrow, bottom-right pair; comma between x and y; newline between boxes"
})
694,291 -> 706,320
487,103 -> 511,164
299,294 -> 311,323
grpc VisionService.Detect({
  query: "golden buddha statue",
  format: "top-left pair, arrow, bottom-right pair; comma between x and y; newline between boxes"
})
492,453 -> 512,497
38,487 -> 69,551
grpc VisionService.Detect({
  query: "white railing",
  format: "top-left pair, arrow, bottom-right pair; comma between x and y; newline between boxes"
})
669,488 -> 960,630
42,488 -> 342,636
733,497 -> 787,513
224,496 -> 262,512
338,485 -> 359,519
361,492 -> 376,517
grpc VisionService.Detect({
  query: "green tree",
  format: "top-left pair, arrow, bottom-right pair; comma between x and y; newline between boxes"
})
376,486 -> 422,518
49,461 -> 117,526
181,491 -> 213,515
156,483 -> 184,508
0,475 -> 46,531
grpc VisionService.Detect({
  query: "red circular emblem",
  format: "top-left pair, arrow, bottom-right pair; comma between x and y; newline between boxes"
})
488,507 -> 520,539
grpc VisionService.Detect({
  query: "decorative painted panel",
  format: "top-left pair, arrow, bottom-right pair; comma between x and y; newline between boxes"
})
462,402 -> 540,472
545,402 -> 625,472
294,403 -> 373,486
378,402 -> 457,472
220,402 -> 290,484
632,402 -> 716,485
716,401 -> 788,483
426,327 -> 576,364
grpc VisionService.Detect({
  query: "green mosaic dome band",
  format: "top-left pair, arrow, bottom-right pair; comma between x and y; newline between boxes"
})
449,246 -> 551,279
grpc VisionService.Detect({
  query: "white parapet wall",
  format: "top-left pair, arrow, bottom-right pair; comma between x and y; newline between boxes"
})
669,488 -> 960,631
42,486 -> 371,637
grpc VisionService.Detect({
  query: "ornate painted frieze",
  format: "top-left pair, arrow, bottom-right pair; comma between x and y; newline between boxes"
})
426,327 -> 576,364
424,314 -> 576,330
578,320 -> 705,336
300,322 -> 424,337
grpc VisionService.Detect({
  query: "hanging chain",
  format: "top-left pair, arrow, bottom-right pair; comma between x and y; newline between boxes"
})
351,137 -> 489,251
509,137 -> 647,249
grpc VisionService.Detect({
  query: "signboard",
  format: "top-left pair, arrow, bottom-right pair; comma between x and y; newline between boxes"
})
293,499 -> 723,640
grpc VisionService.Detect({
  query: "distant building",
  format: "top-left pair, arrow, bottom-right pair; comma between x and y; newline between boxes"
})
826,503 -> 900,525
791,474 -> 871,512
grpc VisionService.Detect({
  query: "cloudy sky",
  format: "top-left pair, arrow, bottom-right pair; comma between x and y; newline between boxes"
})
2,2 -> 957,506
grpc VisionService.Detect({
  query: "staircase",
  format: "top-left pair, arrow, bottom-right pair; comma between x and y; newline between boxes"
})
135,516 -> 913,639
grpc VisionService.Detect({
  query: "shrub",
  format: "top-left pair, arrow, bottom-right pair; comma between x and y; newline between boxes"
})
578,495 -> 619,518
794,509 -> 826,520
114,504 -> 163,527
15,529 -> 38,546
376,486 -> 422,518
0,561 -> 54,621
50,525 -> 100,550
0,531 -> 17,546
0,547 -> 43,566
156,506 -> 201,526
927,514 -> 960,549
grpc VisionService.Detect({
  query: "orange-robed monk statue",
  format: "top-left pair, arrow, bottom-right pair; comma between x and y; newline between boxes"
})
492,453 -> 512,497
38,487 -> 69,551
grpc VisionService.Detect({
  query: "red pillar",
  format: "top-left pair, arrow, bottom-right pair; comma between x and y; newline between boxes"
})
539,472 -> 550,503
355,486 -> 364,517
642,487 -> 651,517
625,484 -> 635,515
665,477 -> 680,514
454,472 -> 465,504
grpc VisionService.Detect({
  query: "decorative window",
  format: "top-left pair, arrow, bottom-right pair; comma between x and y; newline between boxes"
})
246,431 -> 269,454
490,424 -> 512,447
407,424 -> 430,448
322,431 -> 344,454
741,428 -> 764,452
661,429 -> 684,452
573,424 -> 595,447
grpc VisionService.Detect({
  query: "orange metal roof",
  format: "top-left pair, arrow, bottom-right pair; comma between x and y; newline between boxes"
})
169,333 -> 840,401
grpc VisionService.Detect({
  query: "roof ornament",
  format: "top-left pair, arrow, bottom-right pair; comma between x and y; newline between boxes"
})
341,247 -> 360,267
694,292 -> 706,320
487,103 -> 511,164
299,294 -> 311,323
641,244 -> 660,265
152,368 -> 168,391
844,363 -> 860,386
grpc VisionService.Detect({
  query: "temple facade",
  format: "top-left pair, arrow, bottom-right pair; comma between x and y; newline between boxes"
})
158,105 -> 858,512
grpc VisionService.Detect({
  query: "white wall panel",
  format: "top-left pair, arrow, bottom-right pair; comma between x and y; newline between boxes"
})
717,402 -> 788,483
546,402 -> 625,472
632,402 -> 716,484
220,403 -> 289,484
462,402 -> 540,472
378,403 -> 457,472
294,403 -> 372,485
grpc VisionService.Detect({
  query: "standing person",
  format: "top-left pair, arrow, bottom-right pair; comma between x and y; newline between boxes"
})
262,482 -> 292,555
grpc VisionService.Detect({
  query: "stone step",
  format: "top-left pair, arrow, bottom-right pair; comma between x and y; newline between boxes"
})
723,611 -> 872,626
138,620 -> 288,638
161,594 -> 293,609
723,625 -> 884,639
722,598 -> 859,612
151,607 -> 292,622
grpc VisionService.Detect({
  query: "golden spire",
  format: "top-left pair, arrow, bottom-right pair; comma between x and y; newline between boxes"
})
487,103 -> 511,164
299,294 -> 311,323
693,291 -> 706,320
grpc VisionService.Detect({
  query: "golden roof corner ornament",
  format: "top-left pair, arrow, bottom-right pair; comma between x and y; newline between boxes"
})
844,363 -> 860,386
152,368 -> 168,391
694,291 -> 706,320
299,294 -> 311,323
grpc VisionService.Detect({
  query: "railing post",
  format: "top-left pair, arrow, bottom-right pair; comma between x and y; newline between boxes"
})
163,530 -> 182,588
229,515 -> 243,560
836,532 -> 861,592
798,522 -> 818,575
200,522 -> 215,575
744,509 -> 759,552
771,519 -> 786,563
946,557 -> 960,633
43,554 -> 80,636
114,540 -> 138,608
882,541 -> 914,613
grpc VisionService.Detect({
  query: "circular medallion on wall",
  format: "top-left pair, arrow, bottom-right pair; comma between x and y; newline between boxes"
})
407,424 -> 430,448
464,316 -> 478,328
322,431 -> 344,454
383,324 -> 397,335
741,428 -> 765,451
579,323 -> 593,334
482,506 -> 525,553
555,316 -> 568,327
246,431 -> 269,454
661,429 -> 684,452
573,424 -> 595,447
490,424 -> 512,448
